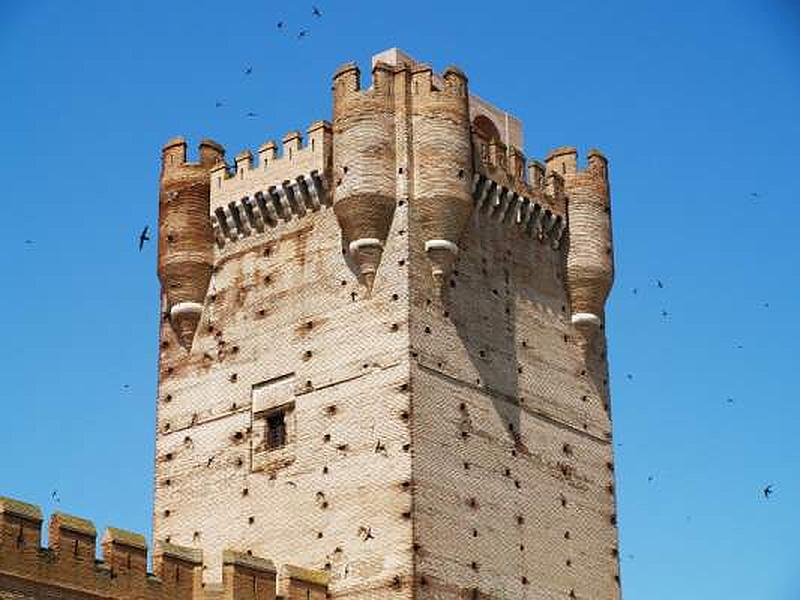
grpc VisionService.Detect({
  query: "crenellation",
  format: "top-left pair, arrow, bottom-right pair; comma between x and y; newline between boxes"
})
48,512 -> 97,563
102,527 -> 149,577
527,160 -> 546,190
210,122 -> 332,215
0,497 -> 329,600
545,146 -> 578,177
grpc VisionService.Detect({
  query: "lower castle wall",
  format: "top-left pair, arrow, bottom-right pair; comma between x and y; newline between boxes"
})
0,500 -> 329,600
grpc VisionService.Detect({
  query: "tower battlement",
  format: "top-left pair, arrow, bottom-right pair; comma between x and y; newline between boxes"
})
210,121 -> 332,205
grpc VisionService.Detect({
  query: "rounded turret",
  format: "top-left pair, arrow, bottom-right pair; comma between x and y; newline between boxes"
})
158,138 -> 224,349
332,61 -> 397,293
410,65 -> 473,282
561,148 -> 613,334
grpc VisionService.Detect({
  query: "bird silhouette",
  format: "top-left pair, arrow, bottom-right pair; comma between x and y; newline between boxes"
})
51,490 -> 60,503
647,475 -> 654,483
215,100 -> 223,108
626,373 -> 633,381
763,302 -> 770,308
726,397 -> 735,404
277,21 -> 284,29
122,384 -> 131,391
631,287 -> 638,295
244,66 -> 253,75
763,484 -> 774,499
297,29 -> 309,39
656,279 -> 664,289
312,5 -> 322,16
245,112 -> 258,118
660,309 -> 669,318
24,239 -> 35,245
138,226 -> 150,251
749,192 -> 761,199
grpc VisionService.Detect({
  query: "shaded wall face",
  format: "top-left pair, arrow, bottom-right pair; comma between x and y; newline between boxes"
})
407,203 -> 620,600
154,199 -> 415,600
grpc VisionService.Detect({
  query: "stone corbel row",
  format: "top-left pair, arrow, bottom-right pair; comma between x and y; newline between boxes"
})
472,173 -> 566,248
211,171 -> 329,246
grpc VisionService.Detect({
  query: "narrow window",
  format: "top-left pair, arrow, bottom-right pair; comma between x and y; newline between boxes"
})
266,410 -> 287,450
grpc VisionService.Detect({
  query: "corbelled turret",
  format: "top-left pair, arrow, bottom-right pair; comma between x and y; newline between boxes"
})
332,61 -> 397,294
410,64 -> 473,283
158,137 -> 224,349
549,147 -> 614,337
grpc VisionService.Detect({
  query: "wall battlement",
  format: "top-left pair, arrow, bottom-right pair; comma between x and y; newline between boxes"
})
0,496 -> 329,600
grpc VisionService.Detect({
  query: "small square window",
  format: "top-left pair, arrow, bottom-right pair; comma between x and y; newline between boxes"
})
251,373 -> 296,473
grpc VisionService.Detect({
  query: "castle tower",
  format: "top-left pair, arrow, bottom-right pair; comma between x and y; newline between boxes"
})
153,49 -> 620,600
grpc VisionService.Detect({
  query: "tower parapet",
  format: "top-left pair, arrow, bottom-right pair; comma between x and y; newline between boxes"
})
208,121 -> 332,246
332,61 -> 398,293
159,137 -> 224,350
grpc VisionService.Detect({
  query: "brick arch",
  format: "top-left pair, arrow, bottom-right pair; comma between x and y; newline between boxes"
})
472,114 -> 501,142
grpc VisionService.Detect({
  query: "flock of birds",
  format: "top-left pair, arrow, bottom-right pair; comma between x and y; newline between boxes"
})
622,276 -> 777,503
213,6 -> 324,118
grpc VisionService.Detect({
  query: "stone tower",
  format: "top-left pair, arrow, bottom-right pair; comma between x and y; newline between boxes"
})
154,48 -> 619,600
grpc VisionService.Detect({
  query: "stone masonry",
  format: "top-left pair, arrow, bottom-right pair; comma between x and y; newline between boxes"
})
0,48 -> 619,600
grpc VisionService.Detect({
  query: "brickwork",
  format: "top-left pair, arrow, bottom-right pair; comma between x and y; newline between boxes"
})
0,497 -> 323,600
0,46 -> 619,600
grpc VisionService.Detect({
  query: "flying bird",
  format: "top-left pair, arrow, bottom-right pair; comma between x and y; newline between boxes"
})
763,484 -> 774,499
660,309 -> 669,318
277,21 -> 284,29
244,66 -> 253,75
245,112 -> 258,118
51,490 -> 60,503
138,226 -> 150,251
215,100 -> 223,108
298,29 -> 308,39
656,279 -> 664,289
647,475 -> 654,483
24,239 -> 35,245
762,302 -> 770,308
626,373 -> 633,381
631,287 -> 638,295
122,384 -> 131,391
312,5 -> 322,16
749,192 -> 761,199
726,397 -> 735,404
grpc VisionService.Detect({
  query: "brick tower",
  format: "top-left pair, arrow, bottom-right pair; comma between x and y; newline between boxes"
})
154,48 -> 619,600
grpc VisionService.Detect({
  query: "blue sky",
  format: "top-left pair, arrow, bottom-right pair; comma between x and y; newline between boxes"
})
1,1 -> 798,597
